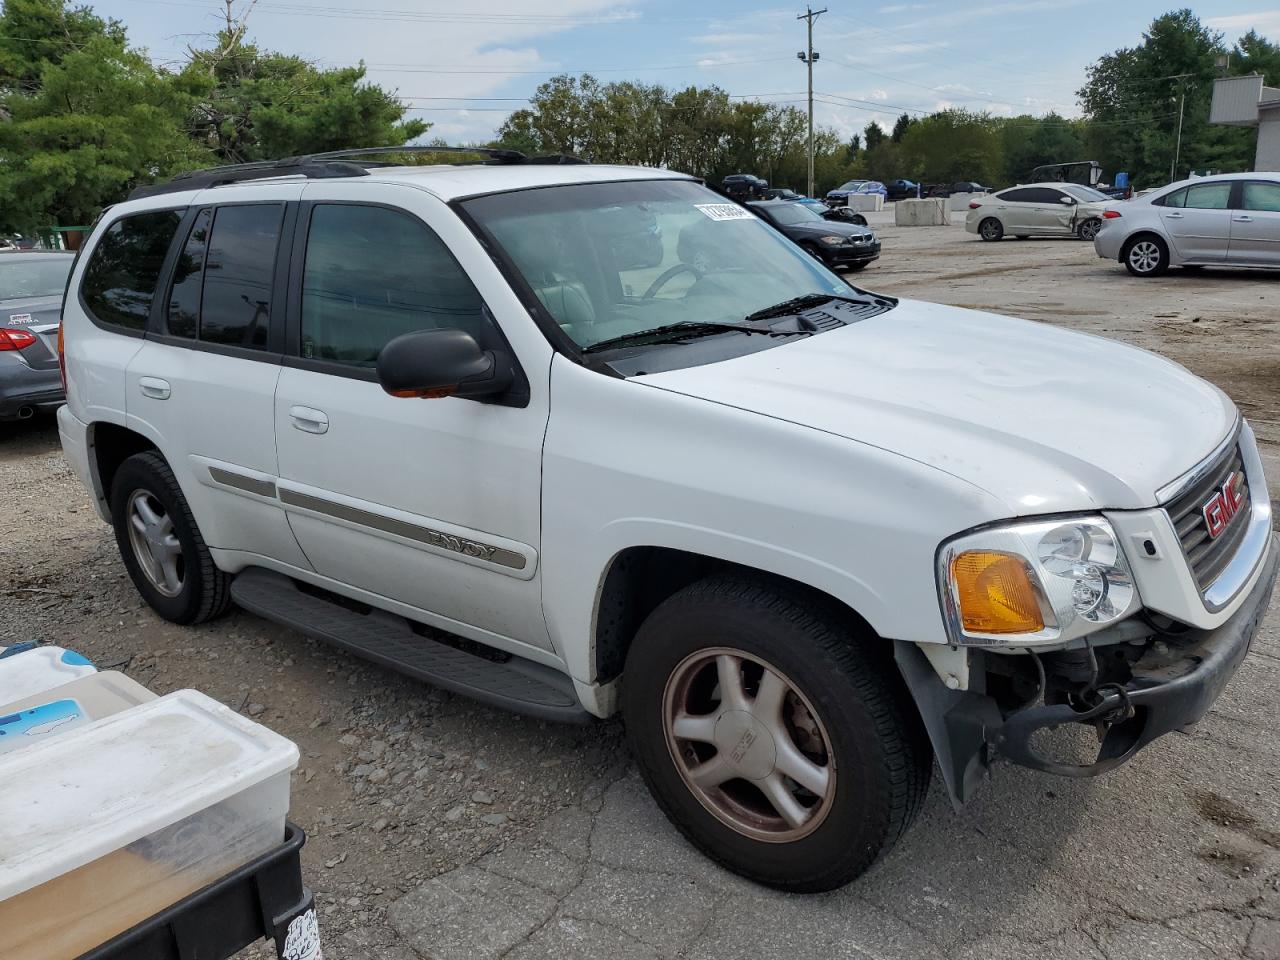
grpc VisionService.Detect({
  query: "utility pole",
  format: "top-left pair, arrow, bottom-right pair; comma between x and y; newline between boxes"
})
1168,74 -> 1193,182
797,6 -> 826,198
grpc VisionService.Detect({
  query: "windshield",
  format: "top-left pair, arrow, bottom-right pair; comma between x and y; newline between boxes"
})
462,179 -> 858,351
0,256 -> 72,301
1061,184 -> 1110,202
761,203 -> 823,225
836,181 -> 865,191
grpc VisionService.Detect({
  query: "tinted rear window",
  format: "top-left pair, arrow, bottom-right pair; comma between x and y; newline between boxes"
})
81,210 -> 182,330
199,204 -> 283,349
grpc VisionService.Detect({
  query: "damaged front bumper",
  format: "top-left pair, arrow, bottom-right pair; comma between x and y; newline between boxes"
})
897,534 -> 1279,804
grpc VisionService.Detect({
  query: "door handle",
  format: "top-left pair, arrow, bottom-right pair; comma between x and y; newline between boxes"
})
1165,212 -> 1184,219
289,405 -> 329,435
138,377 -> 171,400
1233,215 -> 1253,223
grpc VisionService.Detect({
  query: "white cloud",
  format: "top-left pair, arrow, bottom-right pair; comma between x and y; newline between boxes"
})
877,3 -> 934,12
1206,10 -> 1280,38
869,89 -> 889,100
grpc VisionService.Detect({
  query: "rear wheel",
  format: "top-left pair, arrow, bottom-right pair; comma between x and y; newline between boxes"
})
1077,218 -> 1102,241
979,218 -> 1003,241
1123,235 -> 1169,277
622,577 -> 932,892
110,451 -> 232,624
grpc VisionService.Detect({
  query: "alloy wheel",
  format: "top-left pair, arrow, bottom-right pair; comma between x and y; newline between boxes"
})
980,219 -> 1001,241
663,647 -> 837,842
1080,219 -> 1101,241
126,489 -> 185,597
1128,240 -> 1162,274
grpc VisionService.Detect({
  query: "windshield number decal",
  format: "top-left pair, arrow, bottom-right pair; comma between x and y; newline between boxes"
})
695,203 -> 754,222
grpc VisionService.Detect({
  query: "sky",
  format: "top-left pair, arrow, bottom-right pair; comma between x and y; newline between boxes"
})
95,1 -> 1280,145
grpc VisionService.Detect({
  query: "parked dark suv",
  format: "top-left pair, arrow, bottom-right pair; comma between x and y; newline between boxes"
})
721,174 -> 769,202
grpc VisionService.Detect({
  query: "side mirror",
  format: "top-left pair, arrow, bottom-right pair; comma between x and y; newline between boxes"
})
1059,196 -> 1076,205
377,328 -> 513,400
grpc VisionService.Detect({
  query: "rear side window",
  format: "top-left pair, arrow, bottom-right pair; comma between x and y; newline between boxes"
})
81,210 -> 182,331
1166,182 -> 1232,210
166,208 -> 211,339
200,204 -> 284,349
998,188 -> 1036,202
299,204 -> 491,368
1242,181 -> 1280,212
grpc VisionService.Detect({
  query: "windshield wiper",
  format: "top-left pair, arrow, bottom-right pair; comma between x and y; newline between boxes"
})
742,293 -> 864,324
581,321 -> 779,354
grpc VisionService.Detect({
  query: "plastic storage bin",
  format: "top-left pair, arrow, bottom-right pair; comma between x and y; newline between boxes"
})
0,689 -> 298,960
0,644 -> 95,704
0,670 -> 155,755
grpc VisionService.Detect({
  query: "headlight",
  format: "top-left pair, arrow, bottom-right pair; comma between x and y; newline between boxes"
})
818,235 -> 845,245
937,517 -> 1140,647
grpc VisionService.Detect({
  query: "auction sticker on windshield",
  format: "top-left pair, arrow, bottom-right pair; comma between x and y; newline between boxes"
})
695,203 -> 755,221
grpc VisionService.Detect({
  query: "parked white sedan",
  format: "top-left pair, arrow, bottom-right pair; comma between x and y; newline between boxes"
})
1094,172 -> 1280,276
965,182 -> 1114,242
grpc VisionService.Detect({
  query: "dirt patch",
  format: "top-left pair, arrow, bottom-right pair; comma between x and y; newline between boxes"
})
1190,789 -> 1280,849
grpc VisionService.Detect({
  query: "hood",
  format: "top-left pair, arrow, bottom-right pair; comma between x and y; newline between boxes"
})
639,299 -> 1236,514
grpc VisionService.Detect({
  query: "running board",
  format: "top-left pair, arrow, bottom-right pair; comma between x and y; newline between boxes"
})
230,568 -> 590,724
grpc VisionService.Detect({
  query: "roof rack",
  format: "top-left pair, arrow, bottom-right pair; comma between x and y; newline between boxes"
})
128,145 -> 587,201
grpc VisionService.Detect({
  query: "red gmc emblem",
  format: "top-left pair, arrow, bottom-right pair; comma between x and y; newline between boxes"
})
1203,472 -> 1246,539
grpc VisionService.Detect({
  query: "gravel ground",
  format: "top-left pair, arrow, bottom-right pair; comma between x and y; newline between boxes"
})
2,214 -> 1278,959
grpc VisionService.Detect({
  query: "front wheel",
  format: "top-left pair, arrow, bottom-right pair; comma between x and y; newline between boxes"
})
978,217 -> 1003,241
110,451 -> 232,624
1077,217 -> 1102,241
622,577 -> 932,892
1123,235 -> 1169,277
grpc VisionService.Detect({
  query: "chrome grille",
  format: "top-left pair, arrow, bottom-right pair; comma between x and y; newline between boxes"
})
1165,444 -> 1251,592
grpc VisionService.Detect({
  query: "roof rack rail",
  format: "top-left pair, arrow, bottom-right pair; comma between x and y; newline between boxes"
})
127,144 -> 587,201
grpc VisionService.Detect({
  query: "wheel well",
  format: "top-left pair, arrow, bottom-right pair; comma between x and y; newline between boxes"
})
1119,230 -> 1165,261
91,423 -> 157,516
593,546 -> 880,683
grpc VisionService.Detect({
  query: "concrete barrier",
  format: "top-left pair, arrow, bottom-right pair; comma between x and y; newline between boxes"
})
845,194 -> 884,212
895,197 -> 950,226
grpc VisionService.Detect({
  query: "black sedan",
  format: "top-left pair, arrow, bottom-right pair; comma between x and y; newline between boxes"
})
746,200 -> 881,271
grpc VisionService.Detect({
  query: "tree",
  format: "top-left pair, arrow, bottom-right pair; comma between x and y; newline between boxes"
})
1234,29 -> 1280,85
891,112 -> 915,143
1078,9 -> 1252,184
0,34 -> 209,232
180,24 -> 427,163
0,0 -> 124,95
863,122 -> 886,150
999,113 -> 1085,184
898,110 -> 1002,184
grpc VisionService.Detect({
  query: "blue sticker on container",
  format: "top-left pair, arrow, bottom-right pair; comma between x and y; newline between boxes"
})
0,699 -> 85,753
59,649 -> 94,667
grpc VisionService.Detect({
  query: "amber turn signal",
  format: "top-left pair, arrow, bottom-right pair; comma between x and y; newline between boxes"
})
951,550 -> 1044,634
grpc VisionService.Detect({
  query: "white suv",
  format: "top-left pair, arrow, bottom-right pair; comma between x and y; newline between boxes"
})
58,148 -> 1278,891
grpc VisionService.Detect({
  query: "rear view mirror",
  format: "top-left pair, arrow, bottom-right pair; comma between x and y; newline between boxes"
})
377,329 -> 513,400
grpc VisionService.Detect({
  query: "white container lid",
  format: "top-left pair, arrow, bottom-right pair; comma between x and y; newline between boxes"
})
0,689 -> 298,900
0,672 -> 156,756
0,646 -> 96,704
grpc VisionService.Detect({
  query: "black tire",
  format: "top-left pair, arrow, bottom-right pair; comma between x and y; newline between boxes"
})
622,576 -> 932,892
110,451 -> 232,624
978,217 -> 1003,241
800,241 -> 826,263
1122,234 -> 1169,277
1076,217 -> 1102,241
850,213 -> 868,226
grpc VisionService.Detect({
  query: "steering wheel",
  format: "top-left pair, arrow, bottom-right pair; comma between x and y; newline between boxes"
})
643,263 -> 701,299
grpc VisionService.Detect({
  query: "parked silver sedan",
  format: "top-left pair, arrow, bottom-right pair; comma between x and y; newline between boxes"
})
965,182 -> 1114,241
1094,172 -> 1280,277
0,252 -> 73,422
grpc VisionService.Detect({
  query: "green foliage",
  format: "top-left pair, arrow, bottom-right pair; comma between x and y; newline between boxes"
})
999,113 -> 1086,184
181,31 -> 427,164
897,110 -> 1001,184
0,0 -> 123,94
1078,8 -> 1255,184
0,33 -> 207,232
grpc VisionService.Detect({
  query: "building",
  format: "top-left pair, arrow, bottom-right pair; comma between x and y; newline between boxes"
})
1211,75 -> 1280,171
